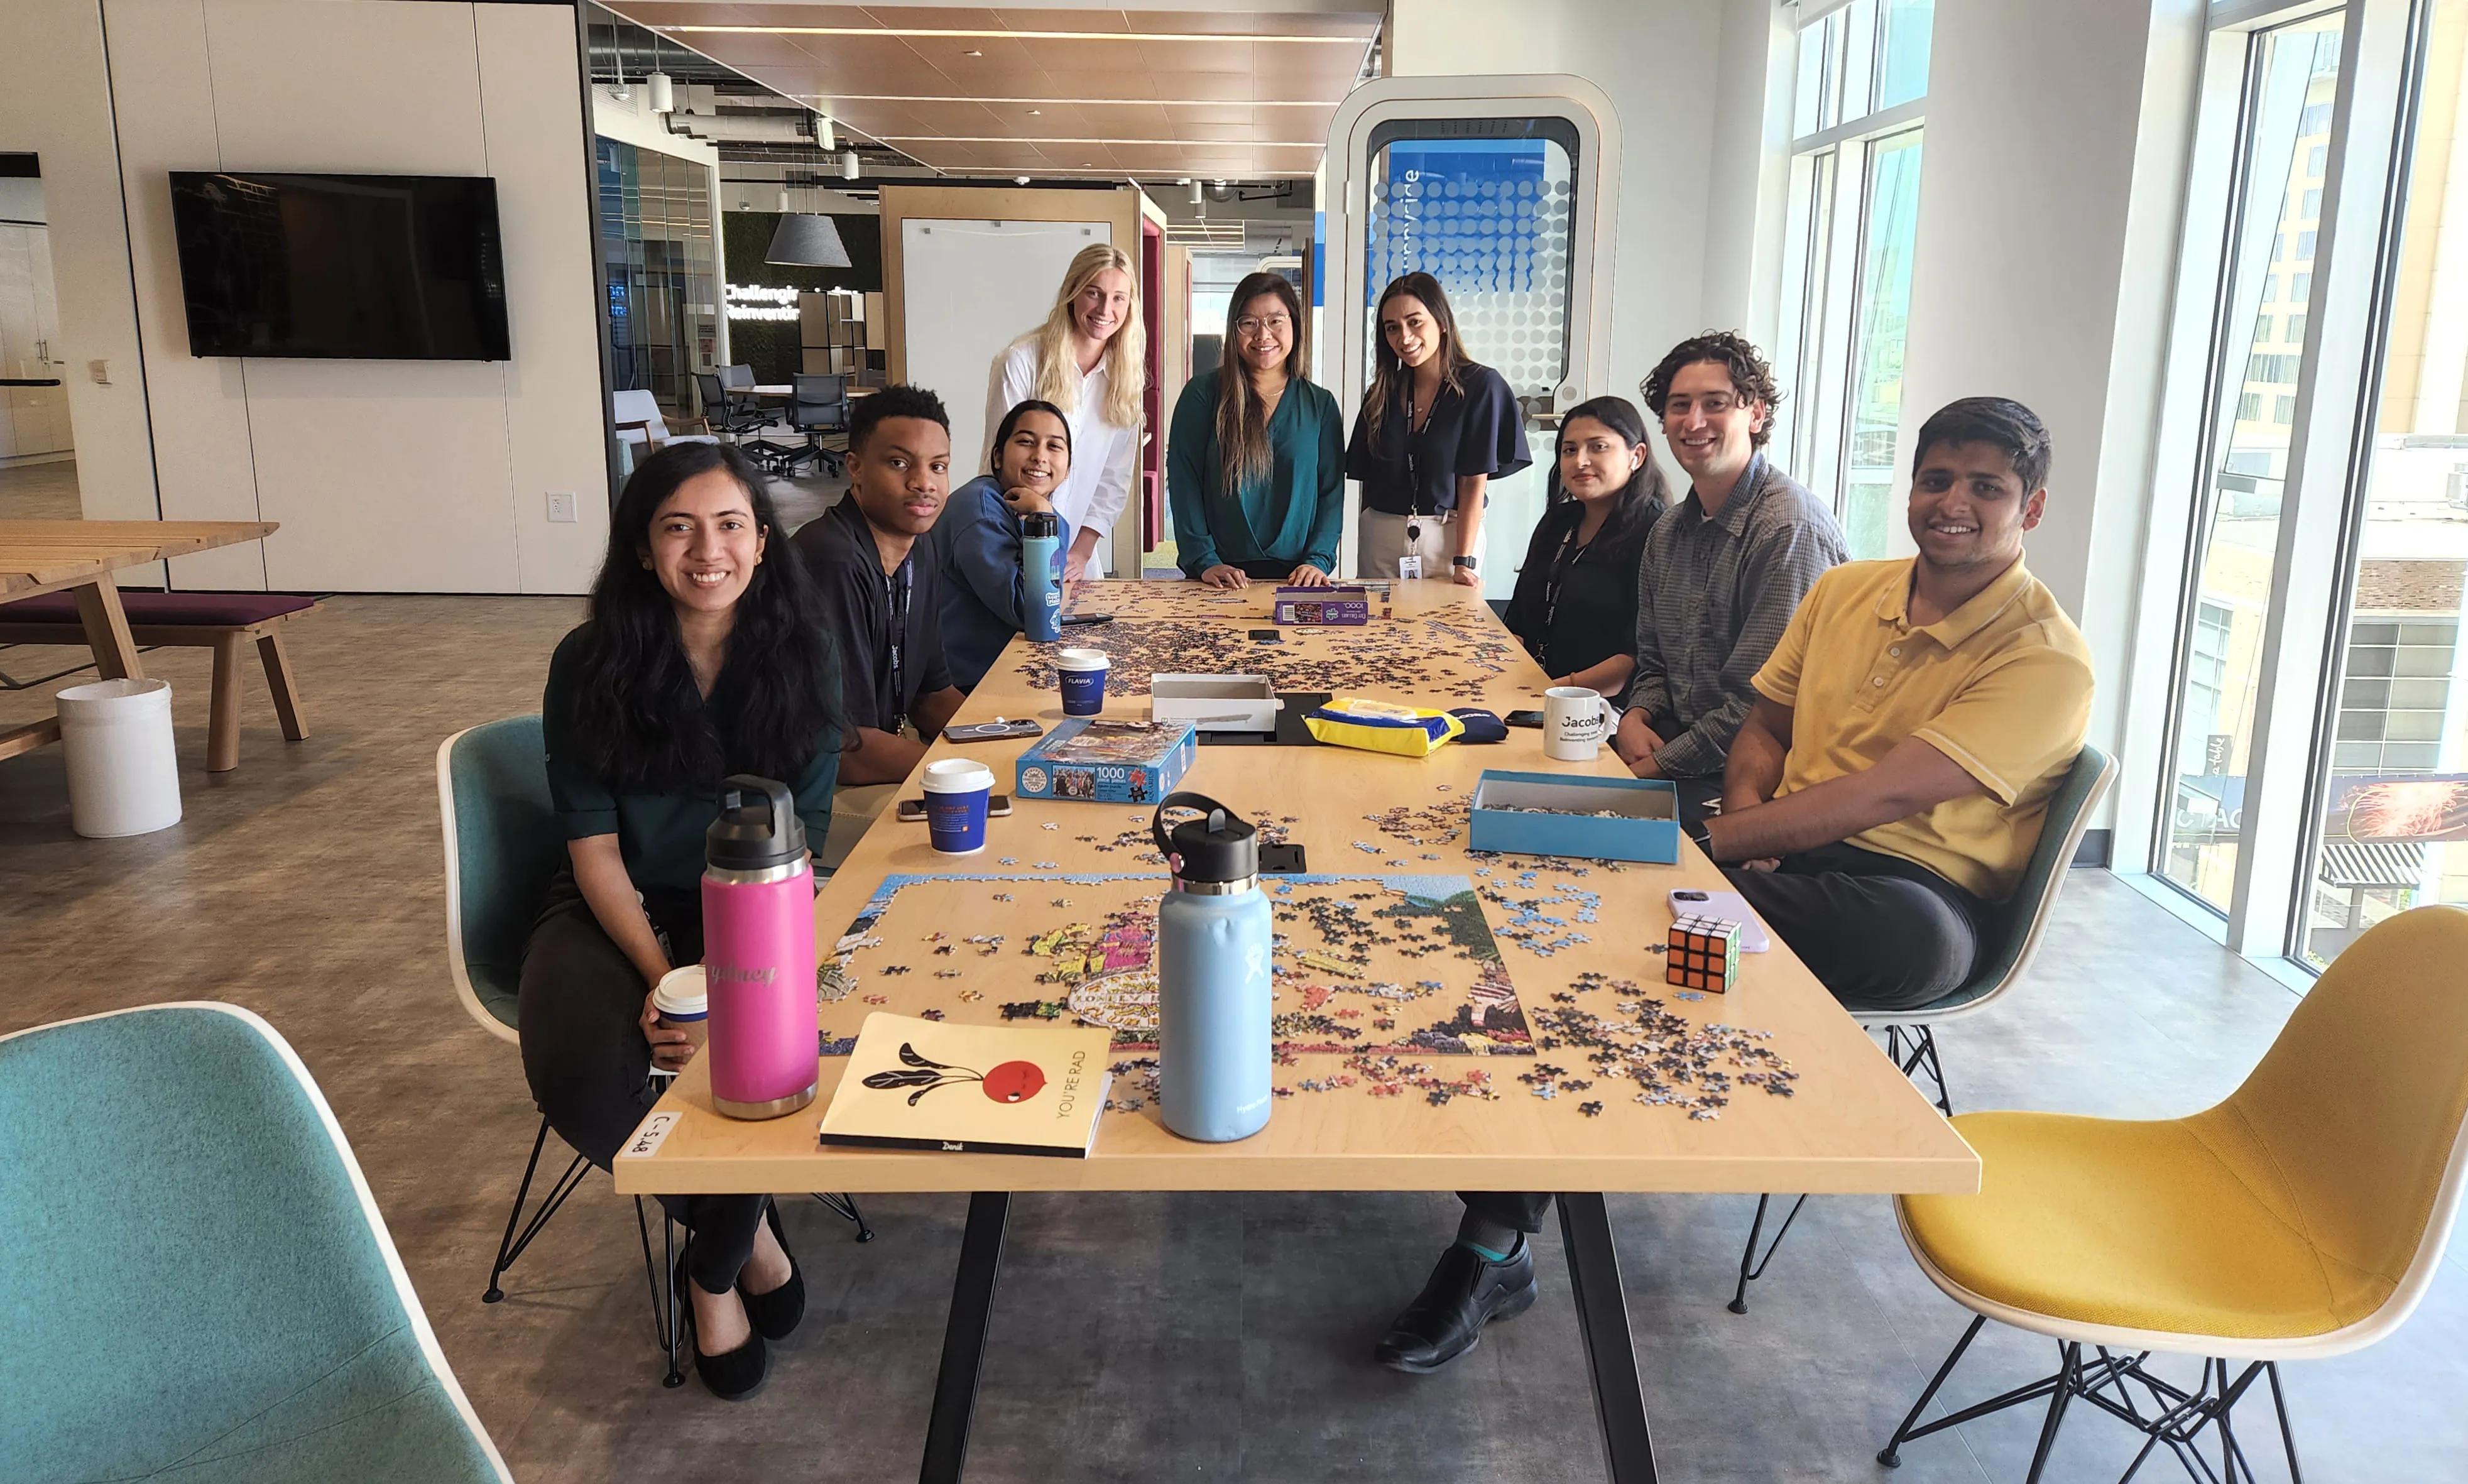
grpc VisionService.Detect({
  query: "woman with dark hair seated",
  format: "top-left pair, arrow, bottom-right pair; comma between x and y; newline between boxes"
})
1500,395 -> 1667,695
518,442 -> 841,1400
936,397 -> 1075,691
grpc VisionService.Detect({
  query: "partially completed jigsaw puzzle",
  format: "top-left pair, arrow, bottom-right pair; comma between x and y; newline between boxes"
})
819,873 -> 1535,1061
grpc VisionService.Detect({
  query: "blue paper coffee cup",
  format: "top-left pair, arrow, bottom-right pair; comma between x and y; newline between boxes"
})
1058,647 -> 1108,717
921,758 -> 994,854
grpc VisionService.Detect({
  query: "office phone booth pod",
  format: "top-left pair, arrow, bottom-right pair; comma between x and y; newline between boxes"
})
1323,76 -> 1624,587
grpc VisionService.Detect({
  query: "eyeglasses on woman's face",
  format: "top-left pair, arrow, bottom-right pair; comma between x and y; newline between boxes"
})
1235,313 -> 1292,339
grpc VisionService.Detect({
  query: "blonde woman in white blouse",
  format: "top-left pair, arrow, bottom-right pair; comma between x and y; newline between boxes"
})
985,243 -> 1145,582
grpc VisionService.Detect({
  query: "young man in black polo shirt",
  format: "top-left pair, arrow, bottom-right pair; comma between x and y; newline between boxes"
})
791,384 -> 966,785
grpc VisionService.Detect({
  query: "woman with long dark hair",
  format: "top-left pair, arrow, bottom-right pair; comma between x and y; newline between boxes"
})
518,442 -> 841,1400
1501,395 -> 1668,693
1344,271 -> 1531,584
937,397 -> 1075,689
1165,271 -> 1344,588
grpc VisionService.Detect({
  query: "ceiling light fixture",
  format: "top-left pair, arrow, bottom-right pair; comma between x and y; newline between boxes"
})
766,213 -> 853,268
841,150 -> 861,181
777,187 -> 791,212
646,70 -> 674,114
1187,179 -> 1203,206
1026,108 -> 1042,116
880,135 -> 1323,148
660,25 -> 1365,45
817,113 -> 836,151
962,48 -> 983,57
1015,175 -> 1032,185
799,94 -> 1334,109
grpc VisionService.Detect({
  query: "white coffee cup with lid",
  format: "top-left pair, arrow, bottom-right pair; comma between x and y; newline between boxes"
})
652,964 -> 709,1051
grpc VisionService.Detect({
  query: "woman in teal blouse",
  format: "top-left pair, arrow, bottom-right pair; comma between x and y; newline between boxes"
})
1167,272 -> 1345,588
520,443 -> 841,1400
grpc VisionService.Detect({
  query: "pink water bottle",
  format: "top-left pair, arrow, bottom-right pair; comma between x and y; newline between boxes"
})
702,775 -> 819,1120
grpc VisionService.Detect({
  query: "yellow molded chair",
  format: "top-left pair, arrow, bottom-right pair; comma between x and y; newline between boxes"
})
1879,905 -> 2468,1483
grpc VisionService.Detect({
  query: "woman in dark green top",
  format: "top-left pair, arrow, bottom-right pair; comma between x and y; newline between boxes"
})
520,442 -> 841,1401
1167,271 -> 1345,588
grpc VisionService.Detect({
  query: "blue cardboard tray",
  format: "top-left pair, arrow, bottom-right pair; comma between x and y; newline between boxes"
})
1466,770 -> 1681,864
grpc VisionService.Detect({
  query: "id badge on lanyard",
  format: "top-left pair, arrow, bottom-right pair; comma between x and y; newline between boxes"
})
1398,444 -> 1424,581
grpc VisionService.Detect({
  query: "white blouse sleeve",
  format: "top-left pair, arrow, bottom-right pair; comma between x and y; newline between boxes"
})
1083,412 -> 1138,538
983,339 -> 1037,468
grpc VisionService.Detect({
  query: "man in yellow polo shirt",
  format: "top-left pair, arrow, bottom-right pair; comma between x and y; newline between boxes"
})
1696,396 -> 2093,1011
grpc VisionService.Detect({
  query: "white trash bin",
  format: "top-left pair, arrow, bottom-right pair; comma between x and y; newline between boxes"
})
57,677 -> 183,837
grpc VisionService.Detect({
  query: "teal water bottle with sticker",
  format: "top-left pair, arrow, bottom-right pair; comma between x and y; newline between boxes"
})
1021,510 -> 1062,643
1152,792 -> 1274,1142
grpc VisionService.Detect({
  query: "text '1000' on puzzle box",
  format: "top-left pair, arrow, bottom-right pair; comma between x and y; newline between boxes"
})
1015,718 -> 1198,804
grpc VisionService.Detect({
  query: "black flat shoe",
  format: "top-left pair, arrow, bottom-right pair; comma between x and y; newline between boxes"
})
741,1200 -> 807,1345
1373,1238 -> 1538,1375
675,1241 -> 771,1402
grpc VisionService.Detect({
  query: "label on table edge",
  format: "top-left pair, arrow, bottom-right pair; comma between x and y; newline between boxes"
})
618,1110 -> 682,1159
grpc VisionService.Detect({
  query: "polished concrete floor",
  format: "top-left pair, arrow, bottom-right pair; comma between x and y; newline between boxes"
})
3,593 -> 2462,1484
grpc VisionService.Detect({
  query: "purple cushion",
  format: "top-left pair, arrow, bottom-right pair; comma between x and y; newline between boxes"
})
0,591 -> 317,626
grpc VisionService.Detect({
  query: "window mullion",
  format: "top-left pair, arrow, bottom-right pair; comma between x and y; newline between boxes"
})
2225,0 -> 2417,956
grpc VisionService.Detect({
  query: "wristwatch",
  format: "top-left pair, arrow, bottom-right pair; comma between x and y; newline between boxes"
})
1451,554 -> 1480,572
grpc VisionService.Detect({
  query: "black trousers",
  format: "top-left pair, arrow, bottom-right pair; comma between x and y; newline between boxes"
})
1461,844 -> 1989,1236
518,873 -> 768,1296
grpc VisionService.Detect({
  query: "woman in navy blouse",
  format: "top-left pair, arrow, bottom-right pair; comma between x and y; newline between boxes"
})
1345,272 -> 1531,584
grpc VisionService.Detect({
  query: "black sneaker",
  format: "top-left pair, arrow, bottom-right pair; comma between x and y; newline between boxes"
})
1373,1238 -> 1538,1374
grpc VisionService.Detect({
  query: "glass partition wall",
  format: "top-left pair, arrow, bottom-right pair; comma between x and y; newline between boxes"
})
2143,0 -> 2468,973
596,138 -> 720,423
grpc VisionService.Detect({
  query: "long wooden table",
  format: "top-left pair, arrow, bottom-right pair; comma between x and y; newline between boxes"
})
0,520 -> 278,761
616,577 -> 1977,1482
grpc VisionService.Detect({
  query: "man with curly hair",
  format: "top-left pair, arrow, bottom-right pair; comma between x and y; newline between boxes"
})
1608,332 -> 1845,820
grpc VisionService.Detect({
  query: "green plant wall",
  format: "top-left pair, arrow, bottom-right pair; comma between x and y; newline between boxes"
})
720,211 -> 885,384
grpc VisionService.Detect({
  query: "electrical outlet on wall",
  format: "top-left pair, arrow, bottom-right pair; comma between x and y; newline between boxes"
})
546,491 -> 577,523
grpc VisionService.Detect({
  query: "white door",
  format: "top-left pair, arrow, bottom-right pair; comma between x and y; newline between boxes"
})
23,224 -> 69,455
1323,77 -> 1624,591
0,224 -> 28,461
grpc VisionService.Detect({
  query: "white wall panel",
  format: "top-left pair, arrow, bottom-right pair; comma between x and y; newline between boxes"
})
0,1 -> 161,530
90,0 -> 608,593
106,0 -> 270,589
480,1 -> 612,595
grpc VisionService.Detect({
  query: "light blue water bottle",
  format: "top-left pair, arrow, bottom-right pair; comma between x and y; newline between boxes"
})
1021,510 -> 1062,642
1152,791 -> 1274,1142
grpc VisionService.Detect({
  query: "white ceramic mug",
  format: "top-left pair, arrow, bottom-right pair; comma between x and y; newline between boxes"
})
1544,686 -> 1613,761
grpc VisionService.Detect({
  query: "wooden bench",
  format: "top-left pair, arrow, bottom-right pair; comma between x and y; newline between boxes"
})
0,592 -> 313,772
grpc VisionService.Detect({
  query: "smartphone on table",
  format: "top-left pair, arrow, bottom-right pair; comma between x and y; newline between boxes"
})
1667,888 -> 1771,952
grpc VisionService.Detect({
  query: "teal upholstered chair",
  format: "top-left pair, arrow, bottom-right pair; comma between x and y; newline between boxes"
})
437,716 -> 870,1380
0,1003 -> 511,1483
438,716 -> 599,1304
1727,743 -> 2119,1312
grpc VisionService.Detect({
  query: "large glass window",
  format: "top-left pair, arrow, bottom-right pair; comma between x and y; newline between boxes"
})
1772,0 -> 1932,559
2157,13 -> 2345,913
2297,0 -> 2468,964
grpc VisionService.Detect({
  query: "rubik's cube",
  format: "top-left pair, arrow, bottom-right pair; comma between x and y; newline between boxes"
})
1666,914 -> 1742,993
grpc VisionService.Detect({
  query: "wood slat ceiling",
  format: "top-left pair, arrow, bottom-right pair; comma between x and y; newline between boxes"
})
608,3 -> 1380,179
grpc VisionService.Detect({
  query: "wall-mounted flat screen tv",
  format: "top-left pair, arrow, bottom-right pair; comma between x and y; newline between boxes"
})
168,171 -> 511,360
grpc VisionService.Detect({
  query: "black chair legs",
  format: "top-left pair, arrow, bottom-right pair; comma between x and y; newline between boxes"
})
484,1112 -> 593,1303
1726,1192 -> 1810,1314
814,1191 -> 875,1241
1728,1023 -> 1952,1314
1877,1321 -> 2305,1483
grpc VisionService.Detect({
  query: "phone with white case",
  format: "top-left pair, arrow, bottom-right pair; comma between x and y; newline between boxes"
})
1666,889 -> 1771,952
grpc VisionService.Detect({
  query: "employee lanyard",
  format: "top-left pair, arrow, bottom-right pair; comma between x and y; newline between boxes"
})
1404,383 -> 1442,538
883,560 -> 912,730
1542,518 -> 1593,630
